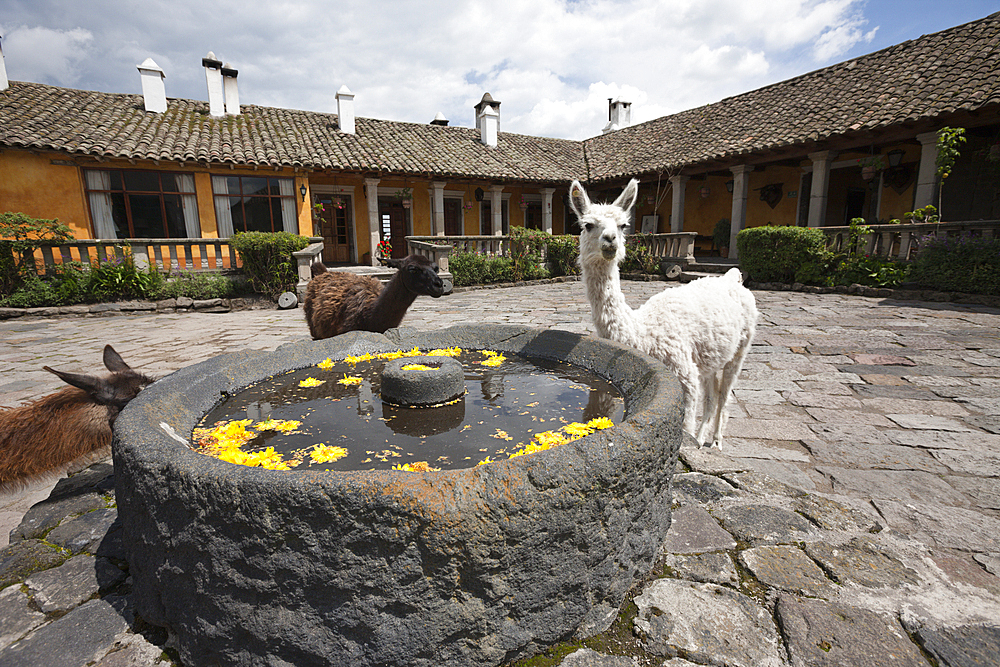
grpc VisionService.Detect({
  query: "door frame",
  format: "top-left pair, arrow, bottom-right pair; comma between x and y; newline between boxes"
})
311,184 -> 358,264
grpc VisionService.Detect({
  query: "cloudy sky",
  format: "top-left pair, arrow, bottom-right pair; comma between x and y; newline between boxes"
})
1,1 -> 996,140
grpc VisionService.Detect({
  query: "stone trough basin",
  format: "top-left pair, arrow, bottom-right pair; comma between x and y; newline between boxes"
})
113,325 -> 683,667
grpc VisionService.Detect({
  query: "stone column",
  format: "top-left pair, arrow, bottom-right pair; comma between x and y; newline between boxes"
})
540,188 -> 555,234
490,185 -> 504,236
914,131 -> 939,209
669,175 -> 689,233
364,177 -> 380,266
728,165 -> 753,258
807,151 -> 836,228
432,181 -> 446,236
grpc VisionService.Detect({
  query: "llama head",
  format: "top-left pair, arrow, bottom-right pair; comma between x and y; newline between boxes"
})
389,254 -> 446,298
43,345 -> 155,411
569,179 -> 639,268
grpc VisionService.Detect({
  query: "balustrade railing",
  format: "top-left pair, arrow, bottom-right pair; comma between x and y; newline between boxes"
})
820,220 -> 1000,261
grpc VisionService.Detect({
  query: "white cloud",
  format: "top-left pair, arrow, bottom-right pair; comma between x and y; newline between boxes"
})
2,26 -> 93,86
0,0 -> 884,138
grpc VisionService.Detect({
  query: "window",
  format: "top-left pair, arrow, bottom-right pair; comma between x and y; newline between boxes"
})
524,200 -> 543,230
480,199 -> 509,235
212,176 -> 296,236
84,169 -> 199,239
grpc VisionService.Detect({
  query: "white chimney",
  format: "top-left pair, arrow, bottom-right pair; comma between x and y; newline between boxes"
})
222,62 -> 240,116
602,96 -> 632,134
0,36 -> 9,92
479,105 -> 499,147
137,58 -> 166,113
202,52 -> 224,117
474,93 -> 500,132
336,85 -> 355,134
430,112 -> 449,126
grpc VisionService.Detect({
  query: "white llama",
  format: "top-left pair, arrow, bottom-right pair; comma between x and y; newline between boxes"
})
569,178 -> 758,447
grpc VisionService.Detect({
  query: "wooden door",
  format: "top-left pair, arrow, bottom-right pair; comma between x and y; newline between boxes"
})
380,202 -> 408,259
444,198 -> 463,236
318,195 -> 351,264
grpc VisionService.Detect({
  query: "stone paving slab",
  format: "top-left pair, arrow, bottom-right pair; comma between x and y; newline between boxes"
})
2,281 -> 1000,667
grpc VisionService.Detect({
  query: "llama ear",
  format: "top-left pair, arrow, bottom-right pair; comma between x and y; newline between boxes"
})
385,258 -> 402,269
568,180 -> 590,218
103,345 -> 131,373
44,366 -> 105,397
613,179 -> 639,213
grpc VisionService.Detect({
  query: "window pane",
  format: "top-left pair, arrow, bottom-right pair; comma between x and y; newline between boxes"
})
123,171 -> 161,192
228,198 -> 246,233
480,201 -> 491,235
226,176 -> 242,194
241,177 -> 270,197
110,193 -> 129,237
244,197 -> 273,232
163,194 -> 186,238
271,198 -> 283,231
160,174 -> 180,192
127,194 -> 165,237
107,171 -> 123,190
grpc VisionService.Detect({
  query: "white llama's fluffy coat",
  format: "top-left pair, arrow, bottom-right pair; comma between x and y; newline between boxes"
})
570,178 -> 758,447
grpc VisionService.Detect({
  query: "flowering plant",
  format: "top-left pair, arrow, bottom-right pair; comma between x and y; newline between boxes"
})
376,238 -> 392,259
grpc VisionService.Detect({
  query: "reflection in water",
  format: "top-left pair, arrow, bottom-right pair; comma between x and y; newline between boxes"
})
583,390 -> 617,423
199,351 -> 624,472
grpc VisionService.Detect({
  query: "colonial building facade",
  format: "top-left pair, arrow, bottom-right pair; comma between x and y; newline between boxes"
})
2,12 -> 998,262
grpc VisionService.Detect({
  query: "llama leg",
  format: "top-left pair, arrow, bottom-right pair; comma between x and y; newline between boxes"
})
710,344 -> 751,446
696,370 -> 722,447
678,374 -> 701,440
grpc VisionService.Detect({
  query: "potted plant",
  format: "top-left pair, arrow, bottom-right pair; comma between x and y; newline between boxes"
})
713,218 -> 731,256
858,155 -> 885,181
376,238 -> 392,264
394,188 -> 413,209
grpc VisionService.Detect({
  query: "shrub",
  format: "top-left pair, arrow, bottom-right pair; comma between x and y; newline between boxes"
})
449,251 -> 517,286
230,231 -> 309,297
737,225 -> 829,283
508,227 -> 549,281
909,235 -> 1000,295
84,248 -> 164,301
0,212 -> 74,296
152,271 -> 247,300
545,235 -> 579,276
621,233 -> 660,274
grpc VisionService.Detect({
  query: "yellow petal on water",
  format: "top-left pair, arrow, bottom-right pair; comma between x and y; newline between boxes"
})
401,364 -> 437,371
310,444 -> 349,464
299,377 -> 325,388
317,357 -> 335,370
477,456 -> 493,466
392,461 -> 441,472
338,374 -> 363,386
587,417 -> 615,430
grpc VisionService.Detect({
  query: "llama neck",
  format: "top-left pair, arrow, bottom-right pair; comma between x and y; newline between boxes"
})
365,272 -> 420,332
582,261 -> 641,346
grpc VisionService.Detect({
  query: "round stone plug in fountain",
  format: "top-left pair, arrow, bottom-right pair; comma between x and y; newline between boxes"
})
113,324 -> 684,667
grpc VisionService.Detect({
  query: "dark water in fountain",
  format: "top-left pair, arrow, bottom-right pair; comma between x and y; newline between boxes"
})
196,350 -> 624,471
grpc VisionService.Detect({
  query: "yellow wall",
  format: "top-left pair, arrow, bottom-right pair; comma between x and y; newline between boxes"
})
0,149 -> 92,237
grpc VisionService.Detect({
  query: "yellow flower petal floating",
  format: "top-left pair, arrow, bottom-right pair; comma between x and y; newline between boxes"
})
476,456 -> 494,466
317,357 -> 335,370
587,417 -> 615,430
401,364 -> 437,371
255,419 -> 302,434
392,461 -> 442,472
480,350 -> 506,367
344,353 -> 375,365
338,374 -> 363,386
299,377 -> 325,388
426,347 -> 462,357
309,444 -> 349,464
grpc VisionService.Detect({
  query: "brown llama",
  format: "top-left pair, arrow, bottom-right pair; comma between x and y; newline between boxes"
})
0,345 -> 154,491
304,254 -> 446,339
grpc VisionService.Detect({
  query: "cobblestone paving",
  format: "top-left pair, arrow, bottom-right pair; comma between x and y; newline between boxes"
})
1,280 -> 999,666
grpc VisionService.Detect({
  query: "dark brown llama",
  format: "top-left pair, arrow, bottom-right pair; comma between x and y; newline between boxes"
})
304,254 -> 446,339
0,345 -> 154,491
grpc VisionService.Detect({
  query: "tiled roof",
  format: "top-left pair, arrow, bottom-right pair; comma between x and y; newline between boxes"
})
584,11 -> 1000,182
1,12 -> 998,185
0,82 -> 586,183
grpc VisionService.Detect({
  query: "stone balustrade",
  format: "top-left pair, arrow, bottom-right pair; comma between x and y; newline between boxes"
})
820,220 -> 1000,261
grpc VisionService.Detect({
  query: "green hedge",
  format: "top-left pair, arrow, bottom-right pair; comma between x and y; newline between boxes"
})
449,252 -> 517,287
230,231 -> 309,297
737,225 -> 829,283
909,235 -> 1000,295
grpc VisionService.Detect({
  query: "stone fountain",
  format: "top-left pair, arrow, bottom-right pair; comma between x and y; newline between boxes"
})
113,324 -> 683,667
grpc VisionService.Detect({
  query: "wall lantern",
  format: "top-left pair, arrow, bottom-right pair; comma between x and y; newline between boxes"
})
700,186 -> 711,199
299,184 -> 307,201
887,149 -> 905,167
725,180 -> 735,194
646,195 -> 655,205
475,187 -> 485,202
